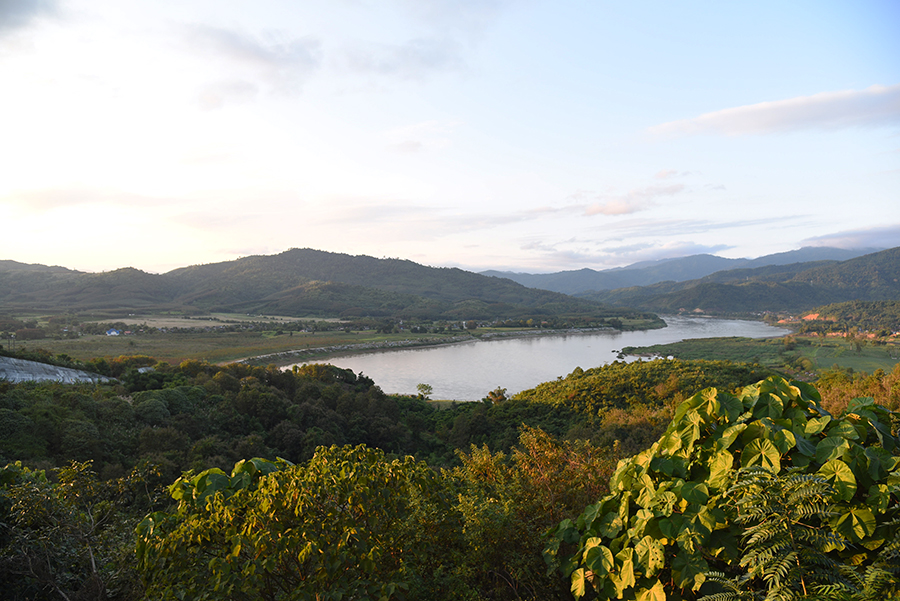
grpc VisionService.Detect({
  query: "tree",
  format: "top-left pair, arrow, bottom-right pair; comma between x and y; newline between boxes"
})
135,447 -> 453,600
416,383 -> 433,400
545,376 -> 900,600
701,466 -> 900,601
486,386 -> 508,403
702,467 -> 845,600
0,460 -> 163,601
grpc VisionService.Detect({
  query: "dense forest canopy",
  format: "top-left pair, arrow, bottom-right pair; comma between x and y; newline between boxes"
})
1,349 -> 898,599
796,300 -> 900,335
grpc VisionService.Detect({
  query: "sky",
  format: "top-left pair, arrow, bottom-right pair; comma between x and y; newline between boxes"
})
1,0 -> 898,275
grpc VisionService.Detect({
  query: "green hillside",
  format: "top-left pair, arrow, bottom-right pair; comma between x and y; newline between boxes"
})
0,249 -> 659,324
578,247 -> 900,314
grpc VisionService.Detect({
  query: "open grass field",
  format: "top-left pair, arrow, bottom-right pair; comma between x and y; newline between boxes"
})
3,310 -> 668,367
801,338 -> 900,373
7,329 -> 473,365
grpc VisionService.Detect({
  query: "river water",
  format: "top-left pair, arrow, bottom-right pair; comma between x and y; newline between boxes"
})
291,316 -> 790,401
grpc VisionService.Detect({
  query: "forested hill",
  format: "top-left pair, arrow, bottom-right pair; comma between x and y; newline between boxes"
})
0,249 -> 658,323
482,246 -> 877,294
576,246 -> 900,315
166,248 -> 595,306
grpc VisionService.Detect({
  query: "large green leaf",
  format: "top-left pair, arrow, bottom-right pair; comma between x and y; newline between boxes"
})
584,544 -> 615,576
611,549 -> 637,596
818,459 -> 857,502
866,484 -> 892,514
681,482 -> 709,505
717,423 -> 747,451
816,436 -> 850,464
833,507 -> 877,542
596,511 -> 624,538
672,550 -> 708,591
718,393 -> 743,422
634,581 -> 666,601
707,449 -> 734,490
634,535 -> 665,576
827,421 -> 860,441
792,433 -> 817,457
753,392 -> 784,419
659,514 -> 684,540
805,415 -> 831,436
772,428 -> 796,454
741,438 -> 780,471
570,568 -> 587,598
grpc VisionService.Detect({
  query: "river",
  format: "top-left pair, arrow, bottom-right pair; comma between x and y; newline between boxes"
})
290,316 -> 791,401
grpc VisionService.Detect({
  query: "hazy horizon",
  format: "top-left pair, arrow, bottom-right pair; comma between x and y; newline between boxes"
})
2,243 -> 888,277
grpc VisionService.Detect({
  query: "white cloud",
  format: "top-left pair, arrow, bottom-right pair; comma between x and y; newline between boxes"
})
393,0 -> 509,38
183,24 -> 321,97
510,238 -> 733,271
584,184 -> 685,216
802,224 -> 900,250
339,37 -> 463,80
584,199 -> 643,216
650,84 -> 900,137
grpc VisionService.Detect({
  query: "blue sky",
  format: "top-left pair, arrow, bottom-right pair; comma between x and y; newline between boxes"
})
1,0 -> 898,274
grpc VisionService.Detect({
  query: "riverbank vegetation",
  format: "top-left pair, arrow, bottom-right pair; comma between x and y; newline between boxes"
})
1,310 -> 664,366
621,300 -> 900,378
1,350 -> 898,599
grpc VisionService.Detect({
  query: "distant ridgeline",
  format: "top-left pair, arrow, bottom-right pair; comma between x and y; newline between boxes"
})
0,250 -> 659,325
573,246 -> 900,315
3,246 -> 897,322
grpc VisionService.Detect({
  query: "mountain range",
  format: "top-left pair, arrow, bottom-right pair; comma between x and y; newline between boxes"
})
0,250 -> 651,323
2,246 -> 897,320
573,246 -> 900,314
480,246 -> 880,294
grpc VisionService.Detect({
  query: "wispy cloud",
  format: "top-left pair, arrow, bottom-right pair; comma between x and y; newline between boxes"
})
339,37 -> 463,80
600,241 -> 731,263
583,184 -> 686,216
512,238 -> 733,271
393,0 -> 509,39
802,224 -> 900,250
183,24 -> 321,104
3,187 -> 173,211
650,84 -> 900,137
603,215 -> 805,239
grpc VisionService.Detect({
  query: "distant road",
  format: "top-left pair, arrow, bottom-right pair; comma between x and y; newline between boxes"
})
0,356 -> 112,384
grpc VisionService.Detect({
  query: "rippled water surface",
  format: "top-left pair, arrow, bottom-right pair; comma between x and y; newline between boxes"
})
289,316 -> 790,400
